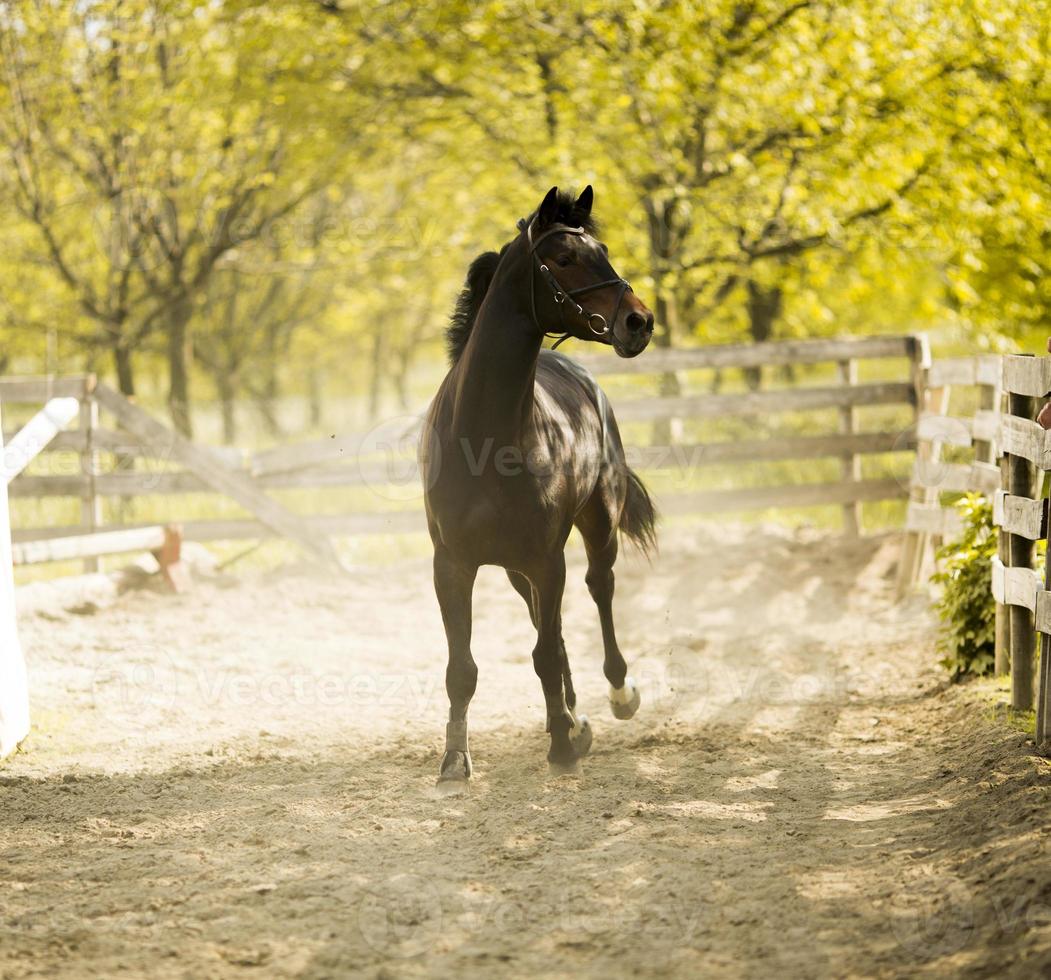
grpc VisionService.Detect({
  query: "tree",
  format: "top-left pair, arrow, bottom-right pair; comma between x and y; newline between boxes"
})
0,0 -> 371,433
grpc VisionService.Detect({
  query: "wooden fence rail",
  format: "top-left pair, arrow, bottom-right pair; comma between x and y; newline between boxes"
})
991,354 -> 1051,747
898,353 -> 1004,593
2,334 -> 924,569
11,335 -> 1051,754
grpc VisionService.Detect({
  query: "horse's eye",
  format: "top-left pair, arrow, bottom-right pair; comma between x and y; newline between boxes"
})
555,253 -> 574,268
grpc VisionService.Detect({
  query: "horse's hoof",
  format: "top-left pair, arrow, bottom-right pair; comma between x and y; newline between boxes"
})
609,677 -> 640,720
548,757 -> 581,776
570,714 -> 592,758
547,714 -> 591,773
437,749 -> 472,792
435,775 -> 470,797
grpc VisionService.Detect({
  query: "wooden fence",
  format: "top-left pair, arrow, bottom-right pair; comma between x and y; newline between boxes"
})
1,335 -> 928,571
897,354 -> 1003,592
578,333 -> 925,531
6,336 -> 1051,744
990,354 -> 1051,745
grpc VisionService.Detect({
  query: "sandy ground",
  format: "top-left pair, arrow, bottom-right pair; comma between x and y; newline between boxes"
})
1,524 -> 1050,979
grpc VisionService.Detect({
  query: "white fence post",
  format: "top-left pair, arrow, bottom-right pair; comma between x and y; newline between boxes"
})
0,403 -> 30,758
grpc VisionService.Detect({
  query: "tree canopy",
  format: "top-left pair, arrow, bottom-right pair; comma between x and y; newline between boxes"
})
0,0 -> 1047,436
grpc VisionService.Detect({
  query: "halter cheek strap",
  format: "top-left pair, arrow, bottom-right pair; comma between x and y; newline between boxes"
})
521,219 -> 633,349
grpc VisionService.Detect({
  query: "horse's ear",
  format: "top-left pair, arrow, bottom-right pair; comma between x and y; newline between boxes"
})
537,186 -> 560,227
575,185 -> 593,217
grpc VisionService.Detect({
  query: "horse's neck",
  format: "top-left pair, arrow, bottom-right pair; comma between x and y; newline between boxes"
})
452,251 -> 542,445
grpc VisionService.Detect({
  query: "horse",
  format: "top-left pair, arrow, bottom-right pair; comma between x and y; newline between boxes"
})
420,185 -> 657,791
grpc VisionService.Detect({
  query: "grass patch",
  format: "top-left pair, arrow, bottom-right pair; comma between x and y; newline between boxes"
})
966,675 -> 1038,738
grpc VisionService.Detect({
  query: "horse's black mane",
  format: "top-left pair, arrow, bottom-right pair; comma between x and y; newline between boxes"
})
445,190 -> 599,364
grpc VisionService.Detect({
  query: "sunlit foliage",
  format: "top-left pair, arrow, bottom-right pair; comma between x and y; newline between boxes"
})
0,0 -> 1048,434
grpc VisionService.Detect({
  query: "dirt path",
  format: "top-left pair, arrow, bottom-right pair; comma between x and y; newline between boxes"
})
2,525 -> 1049,978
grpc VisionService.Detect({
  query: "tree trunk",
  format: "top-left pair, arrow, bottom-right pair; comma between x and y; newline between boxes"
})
307,365 -> 324,428
652,285 -> 683,444
744,280 -> 782,391
643,194 -> 689,445
255,370 -> 283,438
393,350 -> 412,410
112,343 -> 136,396
166,298 -> 194,437
368,327 -> 388,421
215,369 -> 238,445
391,307 -> 429,411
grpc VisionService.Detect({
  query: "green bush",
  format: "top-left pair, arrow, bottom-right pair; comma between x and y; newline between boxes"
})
932,493 -> 1048,679
932,494 -> 998,678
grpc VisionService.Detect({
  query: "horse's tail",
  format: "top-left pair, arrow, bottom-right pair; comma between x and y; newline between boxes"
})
619,467 -> 658,557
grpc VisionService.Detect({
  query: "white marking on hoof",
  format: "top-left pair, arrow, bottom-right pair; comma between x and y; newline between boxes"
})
609,677 -> 637,705
609,677 -> 641,720
569,713 -> 593,758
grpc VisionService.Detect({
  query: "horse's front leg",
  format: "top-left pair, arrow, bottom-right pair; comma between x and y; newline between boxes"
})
433,546 -> 478,793
529,554 -> 592,771
507,569 -> 576,714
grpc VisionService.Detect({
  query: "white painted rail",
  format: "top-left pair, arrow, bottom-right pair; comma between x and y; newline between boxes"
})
0,407 -> 30,758
1,397 -> 80,485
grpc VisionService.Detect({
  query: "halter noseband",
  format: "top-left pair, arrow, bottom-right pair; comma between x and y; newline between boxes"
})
521,218 -> 632,350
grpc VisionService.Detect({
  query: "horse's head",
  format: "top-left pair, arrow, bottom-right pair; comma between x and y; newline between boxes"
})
526,185 -> 654,358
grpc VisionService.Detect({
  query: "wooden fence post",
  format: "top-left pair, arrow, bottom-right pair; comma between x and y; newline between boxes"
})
79,375 -> 101,574
837,358 -> 860,536
986,376 -> 1011,676
897,334 -> 932,592
909,333 -> 932,436
0,402 -> 30,758
995,452 -> 1013,677
1007,390 -> 1037,711
1037,496 -> 1051,750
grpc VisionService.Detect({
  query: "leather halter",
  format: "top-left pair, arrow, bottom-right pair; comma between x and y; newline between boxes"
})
520,218 -> 633,350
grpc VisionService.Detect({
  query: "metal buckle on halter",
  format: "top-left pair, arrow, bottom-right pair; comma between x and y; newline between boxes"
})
538,264 -> 566,304
586,312 -> 608,337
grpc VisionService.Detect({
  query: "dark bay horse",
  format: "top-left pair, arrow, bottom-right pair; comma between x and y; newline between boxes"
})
420,185 -> 656,790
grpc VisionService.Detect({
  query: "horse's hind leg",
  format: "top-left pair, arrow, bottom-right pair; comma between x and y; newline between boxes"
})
578,503 -> 641,721
507,569 -> 577,712
434,546 -> 478,792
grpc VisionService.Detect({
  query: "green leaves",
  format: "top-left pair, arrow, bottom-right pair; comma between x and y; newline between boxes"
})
932,495 -> 1002,679
0,0 -> 1049,422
